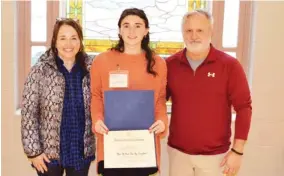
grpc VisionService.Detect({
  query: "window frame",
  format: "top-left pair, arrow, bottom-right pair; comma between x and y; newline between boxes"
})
16,1 -> 59,108
212,0 -> 253,75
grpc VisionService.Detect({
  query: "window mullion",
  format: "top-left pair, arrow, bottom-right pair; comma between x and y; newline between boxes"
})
211,1 -> 225,50
47,1 -> 59,48
238,1 -> 253,74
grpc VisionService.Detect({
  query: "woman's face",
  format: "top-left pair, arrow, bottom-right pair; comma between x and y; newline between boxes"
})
56,24 -> 80,61
119,15 -> 149,47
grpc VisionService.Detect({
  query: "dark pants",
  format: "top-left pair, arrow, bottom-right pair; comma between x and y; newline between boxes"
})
103,168 -> 157,176
36,163 -> 90,176
98,161 -> 158,176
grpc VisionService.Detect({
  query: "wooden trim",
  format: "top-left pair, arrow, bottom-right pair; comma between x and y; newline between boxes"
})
17,1 -> 24,108
17,1 -> 30,108
29,42 -> 47,46
47,1 -> 53,47
47,1 -> 59,47
219,47 -> 237,52
24,1 -> 31,75
211,1 -> 225,50
238,1 -> 253,75
237,1 -> 246,66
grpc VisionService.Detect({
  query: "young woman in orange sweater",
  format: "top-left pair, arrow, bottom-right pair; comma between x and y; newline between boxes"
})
90,8 -> 168,176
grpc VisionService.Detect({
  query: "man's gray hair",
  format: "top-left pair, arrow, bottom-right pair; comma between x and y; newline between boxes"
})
181,9 -> 214,28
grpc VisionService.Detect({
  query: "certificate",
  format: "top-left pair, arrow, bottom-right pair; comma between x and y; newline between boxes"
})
104,130 -> 157,168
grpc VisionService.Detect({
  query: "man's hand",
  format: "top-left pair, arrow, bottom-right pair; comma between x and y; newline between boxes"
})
220,151 -> 242,176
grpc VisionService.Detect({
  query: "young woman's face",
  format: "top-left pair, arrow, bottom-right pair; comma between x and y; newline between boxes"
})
56,25 -> 81,61
119,15 -> 149,47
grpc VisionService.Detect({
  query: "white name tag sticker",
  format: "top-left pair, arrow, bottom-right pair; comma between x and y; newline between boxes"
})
109,71 -> 129,88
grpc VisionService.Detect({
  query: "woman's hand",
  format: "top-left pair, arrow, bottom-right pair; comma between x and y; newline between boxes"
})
92,120 -> 109,135
149,120 -> 165,134
29,153 -> 50,173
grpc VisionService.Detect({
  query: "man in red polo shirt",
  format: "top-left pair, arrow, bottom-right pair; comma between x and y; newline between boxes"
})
166,9 -> 252,176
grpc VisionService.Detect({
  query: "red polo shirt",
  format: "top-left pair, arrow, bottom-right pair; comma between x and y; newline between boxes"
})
166,46 -> 252,155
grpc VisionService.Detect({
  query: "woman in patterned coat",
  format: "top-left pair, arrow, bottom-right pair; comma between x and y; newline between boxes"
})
21,18 -> 95,176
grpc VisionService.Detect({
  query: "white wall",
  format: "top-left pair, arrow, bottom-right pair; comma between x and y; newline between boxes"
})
238,1 -> 284,176
1,1 -> 284,176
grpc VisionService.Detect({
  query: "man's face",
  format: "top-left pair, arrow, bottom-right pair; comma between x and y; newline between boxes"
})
182,14 -> 212,54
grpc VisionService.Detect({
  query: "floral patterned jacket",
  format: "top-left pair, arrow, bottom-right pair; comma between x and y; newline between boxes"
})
21,50 -> 95,159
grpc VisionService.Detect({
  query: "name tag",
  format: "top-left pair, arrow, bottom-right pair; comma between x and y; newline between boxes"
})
109,71 -> 129,88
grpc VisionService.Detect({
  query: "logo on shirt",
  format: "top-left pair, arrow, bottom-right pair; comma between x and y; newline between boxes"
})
207,72 -> 216,77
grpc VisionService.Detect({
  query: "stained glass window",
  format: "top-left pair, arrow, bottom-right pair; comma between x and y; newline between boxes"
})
66,0 -> 208,55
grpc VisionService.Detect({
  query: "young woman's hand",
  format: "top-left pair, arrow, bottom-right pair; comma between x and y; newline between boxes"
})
149,120 -> 165,134
93,120 -> 109,135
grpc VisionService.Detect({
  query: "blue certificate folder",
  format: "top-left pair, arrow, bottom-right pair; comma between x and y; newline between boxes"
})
104,90 -> 155,130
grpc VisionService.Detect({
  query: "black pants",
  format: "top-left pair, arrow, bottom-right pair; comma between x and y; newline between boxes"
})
36,163 -> 90,176
102,168 -> 157,176
98,161 -> 158,176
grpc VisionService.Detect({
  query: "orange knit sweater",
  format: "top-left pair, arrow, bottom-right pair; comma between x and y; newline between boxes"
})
90,50 -> 168,171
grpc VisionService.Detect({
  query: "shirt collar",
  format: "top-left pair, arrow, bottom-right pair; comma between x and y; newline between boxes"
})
56,56 -> 81,73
